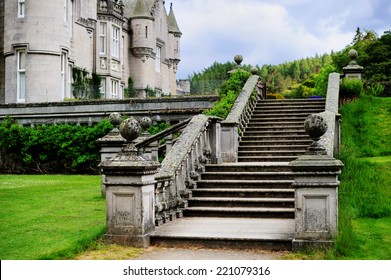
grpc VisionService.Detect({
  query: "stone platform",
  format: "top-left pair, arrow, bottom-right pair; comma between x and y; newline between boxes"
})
151,217 -> 295,251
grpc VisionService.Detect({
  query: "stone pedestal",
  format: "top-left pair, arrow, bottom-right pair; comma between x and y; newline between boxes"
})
289,114 -> 343,251
220,121 -> 238,162
99,117 -> 160,248
343,49 -> 364,80
97,113 -> 126,197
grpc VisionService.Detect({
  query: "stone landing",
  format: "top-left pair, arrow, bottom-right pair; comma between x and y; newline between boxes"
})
151,217 -> 295,251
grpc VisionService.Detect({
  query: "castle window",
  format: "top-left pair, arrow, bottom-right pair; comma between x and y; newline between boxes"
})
60,52 -> 67,100
64,0 -> 68,23
145,26 -> 148,38
18,0 -> 25,18
17,49 -> 26,102
99,23 -> 106,55
110,79 -> 119,99
111,26 -> 120,58
100,78 -> 106,98
155,46 -> 161,72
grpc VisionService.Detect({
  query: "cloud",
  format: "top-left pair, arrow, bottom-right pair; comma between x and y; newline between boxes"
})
170,0 -> 390,78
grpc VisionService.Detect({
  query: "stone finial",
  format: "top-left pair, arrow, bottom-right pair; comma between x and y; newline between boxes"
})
304,114 -> 328,155
250,67 -> 258,75
348,49 -> 358,62
109,112 -> 122,126
120,117 -> 141,143
140,116 -> 152,131
234,55 -> 243,67
343,49 -> 364,79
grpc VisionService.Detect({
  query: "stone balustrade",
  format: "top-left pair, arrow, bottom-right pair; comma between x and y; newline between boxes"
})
221,74 -> 261,162
153,114 -> 221,226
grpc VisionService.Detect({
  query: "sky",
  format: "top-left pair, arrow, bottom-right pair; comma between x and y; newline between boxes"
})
166,0 -> 391,79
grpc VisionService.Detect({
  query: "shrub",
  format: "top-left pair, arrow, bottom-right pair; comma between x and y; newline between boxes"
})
0,119 -> 113,174
204,69 -> 251,119
340,78 -> 364,102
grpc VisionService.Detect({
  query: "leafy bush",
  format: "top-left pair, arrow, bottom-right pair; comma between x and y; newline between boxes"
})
266,93 -> 285,99
124,76 -> 136,98
340,79 -> 364,102
0,119 -> 113,174
203,69 -> 251,119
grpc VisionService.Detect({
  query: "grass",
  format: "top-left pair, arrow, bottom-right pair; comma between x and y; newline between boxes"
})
285,96 -> 391,260
0,175 -> 106,259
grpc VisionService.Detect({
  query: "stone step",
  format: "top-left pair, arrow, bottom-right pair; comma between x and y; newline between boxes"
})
251,112 -> 320,118
240,139 -> 312,146
197,179 -> 293,189
183,206 -> 295,218
255,104 -> 325,110
252,109 -> 324,115
201,171 -> 294,181
238,145 -> 309,151
151,217 -> 295,250
244,125 -> 305,131
258,99 -> 325,104
241,135 -> 311,141
249,116 -> 311,122
188,197 -> 295,208
238,150 -> 306,157
247,121 -> 305,127
191,188 -> 294,198
238,156 -> 299,162
204,163 -> 291,173
242,130 -> 307,136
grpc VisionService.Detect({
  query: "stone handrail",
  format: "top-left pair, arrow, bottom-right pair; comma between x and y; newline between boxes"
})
220,74 -> 261,162
318,72 -> 341,156
152,114 -> 221,225
224,74 -> 260,135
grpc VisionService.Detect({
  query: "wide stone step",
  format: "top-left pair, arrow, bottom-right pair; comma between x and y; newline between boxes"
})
241,135 -> 311,141
240,139 -> 312,146
238,155 -> 299,162
244,125 -> 305,132
197,179 -> 293,189
201,171 -> 294,181
239,150 -> 306,155
242,130 -> 307,136
188,197 -> 295,208
183,207 -> 295,218
255,105 -> 325,110
238,145 -> 309,151
191,188 -> 294,198
258,99 -> 325,104
252,109 -> 324,115
151,217 -> 295,250
247,121 -> 305,127
251,112 -> 320,118
204,163 -> 291,173
249,116 -> 312,122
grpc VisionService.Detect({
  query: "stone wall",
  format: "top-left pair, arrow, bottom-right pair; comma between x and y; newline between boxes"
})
0,95 -> 219,125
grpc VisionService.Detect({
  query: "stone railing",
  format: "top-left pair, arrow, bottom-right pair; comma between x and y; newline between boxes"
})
0,95 -> 218,126
319,73 -> 341,156
220,74 -> 262,162
151,115 -> 221,226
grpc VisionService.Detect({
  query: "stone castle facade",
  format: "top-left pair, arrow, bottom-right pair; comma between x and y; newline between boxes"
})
0,0 -> 182,104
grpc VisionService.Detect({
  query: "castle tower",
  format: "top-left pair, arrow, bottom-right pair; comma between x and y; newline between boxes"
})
128,0 -> 156,97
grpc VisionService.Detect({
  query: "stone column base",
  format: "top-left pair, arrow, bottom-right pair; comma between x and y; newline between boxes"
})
292,238 -> 334,252
104,233 -> 151,248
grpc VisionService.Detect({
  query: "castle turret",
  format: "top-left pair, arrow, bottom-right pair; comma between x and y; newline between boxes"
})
167,3 -> 181,94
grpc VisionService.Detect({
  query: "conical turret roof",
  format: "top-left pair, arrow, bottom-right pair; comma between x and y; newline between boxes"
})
167,4 -> 182,35
125,0 -> 154,19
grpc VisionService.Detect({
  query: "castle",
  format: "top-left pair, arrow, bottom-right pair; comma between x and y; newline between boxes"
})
0,0 -> 183,104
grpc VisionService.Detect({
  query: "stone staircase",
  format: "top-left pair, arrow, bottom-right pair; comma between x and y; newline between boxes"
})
151,99 -> 326,250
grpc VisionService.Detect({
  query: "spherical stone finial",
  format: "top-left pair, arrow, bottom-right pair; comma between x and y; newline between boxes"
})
119,117 -> 141,142
348,49 -> 358,61
304,114 -> 328,140
234,54 -> 243,66
250,67 -> 258,75
109,112 -> 122,127
139,116 -> 152,130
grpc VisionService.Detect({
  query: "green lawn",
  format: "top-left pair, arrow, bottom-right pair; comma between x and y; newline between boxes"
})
0,175 -> 105,260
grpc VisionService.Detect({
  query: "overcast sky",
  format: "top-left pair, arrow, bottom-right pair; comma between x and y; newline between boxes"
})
167,0 -> 391,79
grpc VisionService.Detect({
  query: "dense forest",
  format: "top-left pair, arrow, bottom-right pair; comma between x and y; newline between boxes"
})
189,28 -> 391,98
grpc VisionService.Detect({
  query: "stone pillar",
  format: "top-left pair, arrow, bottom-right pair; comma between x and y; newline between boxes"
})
289,114 -> 343,251
96,113 -> 126,197
99,117 -> 160,248
220,121 -> 238,162
136,117 -> 152,159
343,49 -> 364,80
208,119 -> 222,164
